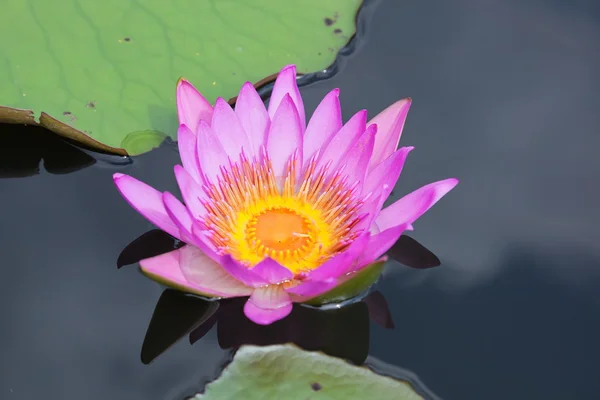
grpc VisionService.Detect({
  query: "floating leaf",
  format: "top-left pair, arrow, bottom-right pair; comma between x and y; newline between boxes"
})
0,0 -> 362,155
194,344 -> 424,400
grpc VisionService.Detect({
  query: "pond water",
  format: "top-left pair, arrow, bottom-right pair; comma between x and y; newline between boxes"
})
1,0 -> 600,398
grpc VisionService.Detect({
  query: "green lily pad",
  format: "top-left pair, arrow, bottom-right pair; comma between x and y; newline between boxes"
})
306,261 -> 386,306
194,344 -> 423,400
0,0 -> 362,155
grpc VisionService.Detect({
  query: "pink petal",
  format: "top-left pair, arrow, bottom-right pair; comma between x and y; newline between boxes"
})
368,98 -> 412,170
151,245 -> 253,297
302,255 -> 348,282
268,65 -> 305,130
196,120 -> 228,184
341,124 -> 377,187
161,194 -> 224,270
376,178 -> 459,232
176,78 -> 213,132
243,286 -> 293,325
220,256 -> 268,288
161,191 -> 196,244
139,248 -> 215,296
174,165 -> 206,219
266,94 -> 303,179
307,233 -> 369,281
284,279 -> 338,299
363,146 -> 414,200
235,82 -> 270,154
355,188 -> 388,232
113,173 -> 180,240
250,258 -> 294,284
139,247 -> 251,297
188,221 -> 232,267
162,193 -> 222,265
316,109 -> 367,173
211,97 -> 253,161
303,88 -> 342,164
177,124 -> 203,184
357,224 -> 408,267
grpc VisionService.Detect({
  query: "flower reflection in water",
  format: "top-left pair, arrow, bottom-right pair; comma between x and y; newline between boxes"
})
140,289 -> 378,365
118,229 -> 441,365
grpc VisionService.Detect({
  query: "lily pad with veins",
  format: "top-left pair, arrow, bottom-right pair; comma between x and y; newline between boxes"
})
0,0 -> 362,155
194,344 -> 425,400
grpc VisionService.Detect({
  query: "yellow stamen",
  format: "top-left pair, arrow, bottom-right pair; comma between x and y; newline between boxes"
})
201,150 -> 362,273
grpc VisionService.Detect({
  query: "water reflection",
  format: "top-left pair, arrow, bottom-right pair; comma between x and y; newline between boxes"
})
140,289 -> 390,366
140,290 -> 219,365
117,229 -> 442,365
0,123 -> 96,177
387,235 -> 441,269
117,229 -> 183,268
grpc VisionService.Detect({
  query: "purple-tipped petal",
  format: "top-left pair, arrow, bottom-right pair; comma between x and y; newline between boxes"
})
368,98 -> 412,169
268,65 -> 305,130
316,109 -> 367,173
250,258 -> 294,284
358,224 -> 408,266
235,82 -> 270,154
285,278 -> 338,300
196,120 -> 228,184
177,124 -> 203,184
113,173 -> 180,240
376,178 -> 459,232
174,165 -> 206,219
159,245 -> 253,297
211,97 -> 253,161
363,146 -> 413,200
342,124 -> 377,187
303,88 -> 342,164
220,255 -> 268,288
266,94 -> 303,179
243,286 -> 293,325
177,78 -> 213,132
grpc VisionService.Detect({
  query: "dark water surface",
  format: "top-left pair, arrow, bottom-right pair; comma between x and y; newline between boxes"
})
2,0 -> 600,398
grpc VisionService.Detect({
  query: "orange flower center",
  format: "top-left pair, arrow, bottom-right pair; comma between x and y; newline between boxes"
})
250,208 -> 313,252
200,151 -> 363,273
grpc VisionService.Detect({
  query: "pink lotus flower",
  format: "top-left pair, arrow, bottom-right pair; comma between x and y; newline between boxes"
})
113,65 -> 458,325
